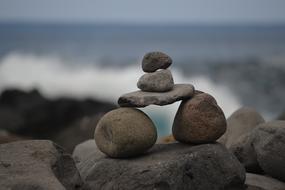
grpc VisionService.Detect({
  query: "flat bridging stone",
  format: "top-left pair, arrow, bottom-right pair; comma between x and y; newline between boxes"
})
118,84 -> 195,107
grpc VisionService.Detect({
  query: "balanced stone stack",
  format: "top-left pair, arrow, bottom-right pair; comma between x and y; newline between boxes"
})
94,51 -> 227,158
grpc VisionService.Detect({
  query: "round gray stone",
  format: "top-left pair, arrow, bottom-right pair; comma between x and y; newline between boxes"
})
142,51 -> 172,72
137,69 -> 174,92
94,108 -> 157,158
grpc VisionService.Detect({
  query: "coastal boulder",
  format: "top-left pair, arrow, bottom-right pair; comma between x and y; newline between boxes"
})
0,140 -> 83,190
137,69 -> 174,92
220,107 -> 265,147
172,92 -> 226,144
229,133 -> 262,173
75,142 -> 246,190
142,51 -> 172,72
253,121 -> 285,182
94,108 -> 157,158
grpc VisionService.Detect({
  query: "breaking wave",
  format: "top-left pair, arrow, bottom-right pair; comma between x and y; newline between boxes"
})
0,53 -> 242,136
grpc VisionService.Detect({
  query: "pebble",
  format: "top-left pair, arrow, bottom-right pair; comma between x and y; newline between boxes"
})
137,69 -> 174,92
142,51 -> 172,72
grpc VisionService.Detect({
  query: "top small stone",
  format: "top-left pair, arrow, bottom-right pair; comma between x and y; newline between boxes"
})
142,51 -> 172,72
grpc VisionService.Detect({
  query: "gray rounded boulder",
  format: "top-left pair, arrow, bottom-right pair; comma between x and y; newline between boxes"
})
172,92 -> 226,144
94,108 -> 157,158
219,107 -> 265,147
253,120 -> 285,182
229,133 -> 262,173
137,69 -> 174,92
142,51 -> 172,72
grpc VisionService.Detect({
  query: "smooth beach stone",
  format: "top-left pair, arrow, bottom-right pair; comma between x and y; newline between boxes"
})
94,108 -> 157,158
172,92 -> 226,144
118,84 -> 195,107
137,69 -> 174,92
142,51 -> 172,72
219,107 -> 265,147
253,121 -> 285,182
76,142 -> 245,190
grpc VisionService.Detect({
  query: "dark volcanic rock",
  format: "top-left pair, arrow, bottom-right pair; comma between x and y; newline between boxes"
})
0,140 -> 83,190
0,88 -> 116,151
0,129 -> 23,144
137,69 -> 174,92
253,121 -> 285,182
94,108 -> 157,158
118,84 -> 195,107
75,142 -> 246,190
142,51 -> 172,72
172,92 -> 226,144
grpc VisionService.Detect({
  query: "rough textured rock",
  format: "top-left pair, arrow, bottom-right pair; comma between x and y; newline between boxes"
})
75,142 -> 245,190
142,51 -> 172,72
172,92 -> 226,144
118,84 -> 195,107
229,133 -> 262,173
94,108 -> 157,158
253,121 -> 285,182
0,140 -> 83,190
245,173 -> 285,190
73,139 -> 102,164
219,107 -> 265,147
137,69 -> 174,92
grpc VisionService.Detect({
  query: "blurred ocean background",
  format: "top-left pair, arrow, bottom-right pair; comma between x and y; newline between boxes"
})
1,23 -> 285,136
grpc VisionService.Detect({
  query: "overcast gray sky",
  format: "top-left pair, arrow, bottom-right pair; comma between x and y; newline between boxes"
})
0,0 -> 285,24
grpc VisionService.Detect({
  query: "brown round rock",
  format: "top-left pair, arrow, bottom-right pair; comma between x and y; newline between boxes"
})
94,108 -> 157,158
172,92 -> 226,144
142,51 -> 172,72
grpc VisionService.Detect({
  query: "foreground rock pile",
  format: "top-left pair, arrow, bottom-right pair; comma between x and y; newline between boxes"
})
88,52 -> 246,189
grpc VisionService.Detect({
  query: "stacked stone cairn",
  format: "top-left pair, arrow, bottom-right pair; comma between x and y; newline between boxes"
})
95,51 -> 227,158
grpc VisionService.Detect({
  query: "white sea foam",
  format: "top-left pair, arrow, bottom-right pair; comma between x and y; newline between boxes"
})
0,53 -> 242,135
